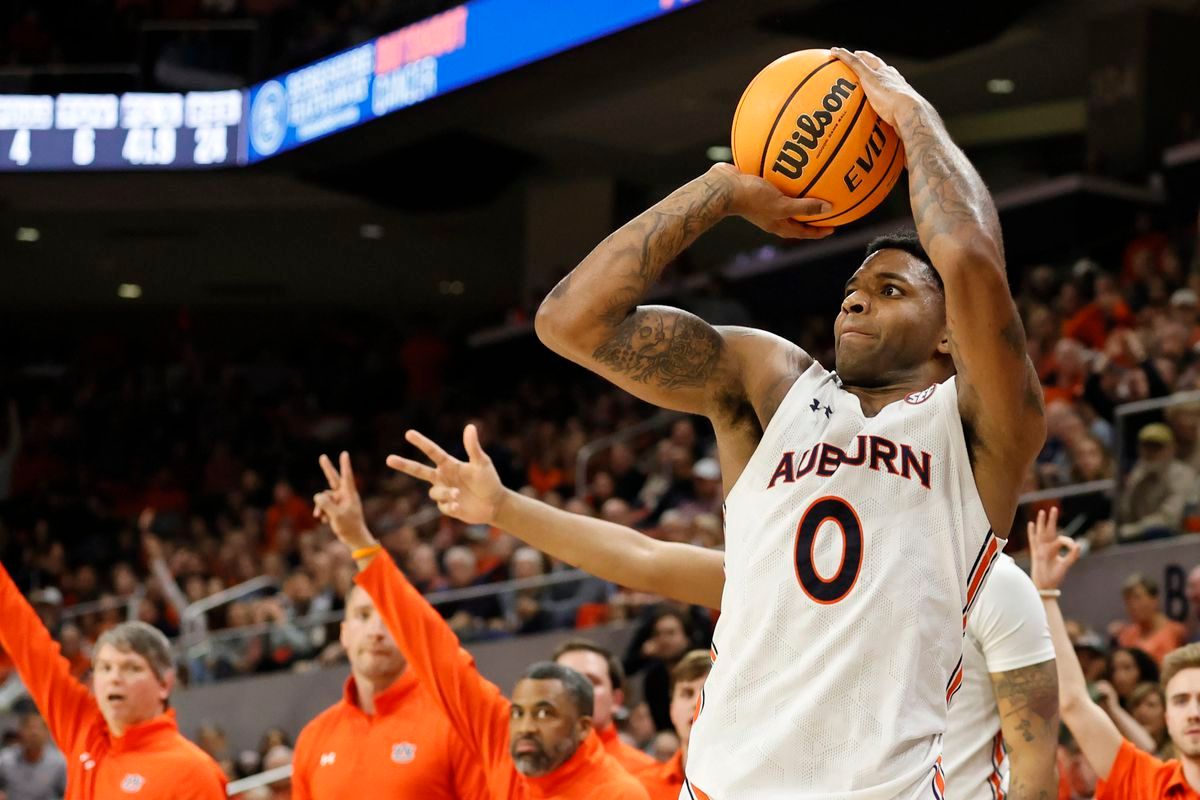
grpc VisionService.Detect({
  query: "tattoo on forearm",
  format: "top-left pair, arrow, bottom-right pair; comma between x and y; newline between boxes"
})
899,104 -> 1003,251
593,309 -> 723,389
994,660 -> 1059,744
586,174 -> 734,320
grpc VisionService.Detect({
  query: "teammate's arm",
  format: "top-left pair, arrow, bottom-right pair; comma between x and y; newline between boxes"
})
313,454 -> 513,770
534,164 -> 828,421
388,426 -> 726,610
990,660 -> 1059,799
833,49 -> 1045,527
1028,508 -> 1123,778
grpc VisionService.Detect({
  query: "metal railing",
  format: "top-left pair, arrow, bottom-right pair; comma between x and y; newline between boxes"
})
61,589 -> 144,625
1114,389 -> 1200,481
226,764 -> 292,797
181,576 -> 278,649
574,410 -> 684,498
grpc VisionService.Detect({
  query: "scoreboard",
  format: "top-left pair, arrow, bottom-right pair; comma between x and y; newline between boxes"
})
0,91 -> 242,171
0,0 -> 700,171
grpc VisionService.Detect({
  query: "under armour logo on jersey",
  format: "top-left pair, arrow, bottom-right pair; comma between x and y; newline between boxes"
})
811,398 -> 833,417
120,774 -> 145,793
391,743 -> 417,764
319,752 -> 337,767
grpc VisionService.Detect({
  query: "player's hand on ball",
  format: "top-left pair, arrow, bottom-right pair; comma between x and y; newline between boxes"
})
829,48 -> 923,129
387,424 -> 506,526
709,163 -> 833,240
314,452 -> 375,550
1028,507 -> 1080,592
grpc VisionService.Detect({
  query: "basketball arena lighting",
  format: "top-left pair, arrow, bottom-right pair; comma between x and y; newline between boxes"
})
986,78 -> 1016,94
706,145 -> 733,162
117,283 -> 143,300
14,227 -> 39,242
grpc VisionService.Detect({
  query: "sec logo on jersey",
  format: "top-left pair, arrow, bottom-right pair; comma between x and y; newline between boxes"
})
905,385 -> 937,405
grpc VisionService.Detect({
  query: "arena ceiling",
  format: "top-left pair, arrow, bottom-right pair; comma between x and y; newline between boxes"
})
0,0 -> 1187,312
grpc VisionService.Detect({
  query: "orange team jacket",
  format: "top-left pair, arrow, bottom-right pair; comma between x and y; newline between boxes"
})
595,725 -> 657,775
355,552 -> 650,800
1095,738 -> 1200,799
637,749 -> 685,800
0,563 -> 227,799
293,672 -> 490,800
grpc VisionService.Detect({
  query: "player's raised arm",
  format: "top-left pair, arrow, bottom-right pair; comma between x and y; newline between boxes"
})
388,425 -> 726,610
534,164 -> 829,420
1029,508 -> 1123,779
833,48 -> 1045,528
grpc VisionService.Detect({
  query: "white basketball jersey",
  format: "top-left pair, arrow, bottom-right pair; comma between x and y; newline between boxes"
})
944,555 -> 1055,800
686,361 -> 1000,799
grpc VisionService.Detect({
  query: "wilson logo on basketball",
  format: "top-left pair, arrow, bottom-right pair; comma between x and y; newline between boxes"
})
770,77 -> 858,180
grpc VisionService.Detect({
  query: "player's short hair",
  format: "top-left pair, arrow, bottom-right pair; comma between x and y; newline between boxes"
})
1121,572 -> 1159,598
94,621 -> 174,682
1162,644 -> 1200,692
552,638 -> 626,693
864,231 -> 943,293
669,649 -> 712,695
520,661 -> 595,718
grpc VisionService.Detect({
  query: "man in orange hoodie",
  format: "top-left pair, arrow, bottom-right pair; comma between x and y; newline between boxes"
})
0,563 -> 226,799
313,453 -> 648,800
552,640 -> 657,776
292,582 -> 488,799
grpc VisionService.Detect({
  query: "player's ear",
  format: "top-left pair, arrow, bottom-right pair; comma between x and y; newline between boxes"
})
937,327 -> 951,356
160,668 -> 177,701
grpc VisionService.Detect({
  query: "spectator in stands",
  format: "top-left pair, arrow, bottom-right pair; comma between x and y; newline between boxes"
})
1071,627 -> 1110,684
313,454 -> 649,799
436,546 -> 503,640
553,639 -> 656,776
1114,574 -> 1189,665
608,443 -> 646,505
0,713 -> 65,800
1166,401 -> 1200,473
637,650 -> 711,799
1058,735 -> 1100,800
1116,424 -> 1198,541
196,723 -> 233,779
499,548 -> 555,635
623,608 -> 703,732
1127,683 -> 1172,759
291,575 -> 486,799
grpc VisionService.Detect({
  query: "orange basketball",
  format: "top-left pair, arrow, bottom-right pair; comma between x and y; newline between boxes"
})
731,49 -> 905,227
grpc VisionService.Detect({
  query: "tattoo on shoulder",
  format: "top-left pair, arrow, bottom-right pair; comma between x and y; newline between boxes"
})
593,310 -> 723,390
993,660 -> 1059,743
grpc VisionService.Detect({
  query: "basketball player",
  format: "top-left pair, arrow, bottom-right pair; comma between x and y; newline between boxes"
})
390,423 -> 1059,799
531,47 -> 1047,797
313,453 -> 650,800
0,563 -> 226,798
291,581 -> 488,799
1030,506 -> 1200,798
